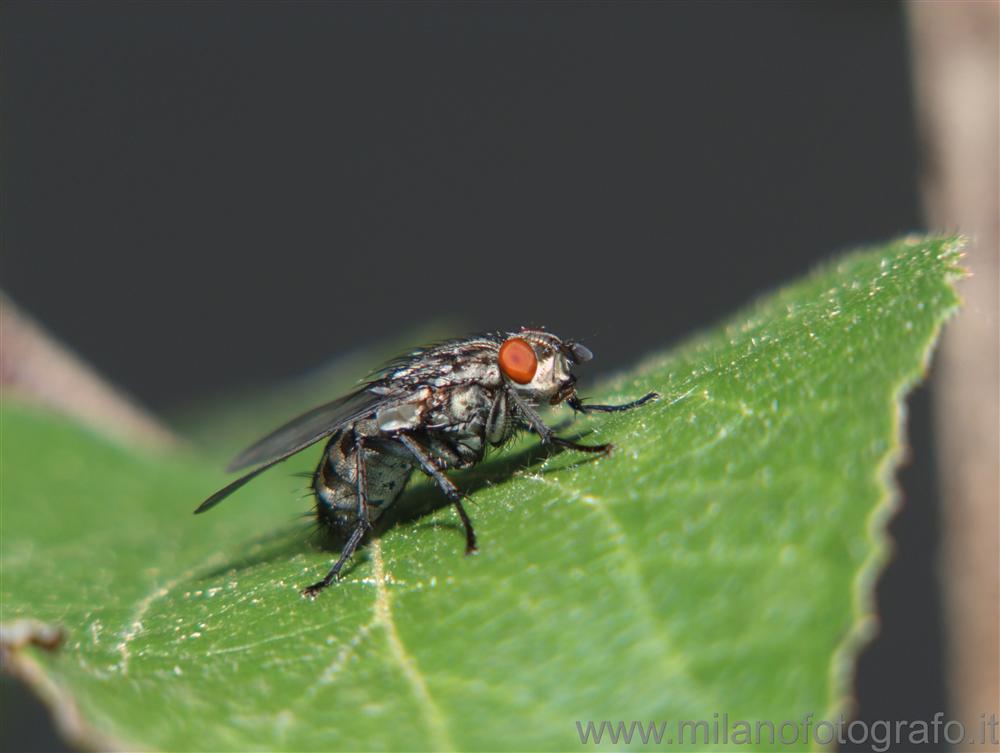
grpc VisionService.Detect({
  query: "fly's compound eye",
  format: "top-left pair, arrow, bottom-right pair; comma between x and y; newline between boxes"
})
498,337 -> 538,384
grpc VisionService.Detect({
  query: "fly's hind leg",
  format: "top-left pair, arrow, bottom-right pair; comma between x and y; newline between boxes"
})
302,432 -> 371,598
396,434 -> 477,554
301,524 -> 366,598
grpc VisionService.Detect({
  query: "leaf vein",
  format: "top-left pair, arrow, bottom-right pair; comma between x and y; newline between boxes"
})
372,541 -> 456,751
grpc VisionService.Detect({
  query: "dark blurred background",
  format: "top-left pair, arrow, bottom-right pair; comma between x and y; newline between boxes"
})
1,2 -> 946,750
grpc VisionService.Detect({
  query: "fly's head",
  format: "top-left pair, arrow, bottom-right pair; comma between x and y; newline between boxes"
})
496,328 -> 593,406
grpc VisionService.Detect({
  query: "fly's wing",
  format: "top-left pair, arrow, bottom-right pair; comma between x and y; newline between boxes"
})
225,389 -> 383,472
194,388 -> 384,514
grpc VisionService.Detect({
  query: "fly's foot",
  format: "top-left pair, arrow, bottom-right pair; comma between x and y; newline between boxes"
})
301,580 -> 332,599
552,436 -> 614,455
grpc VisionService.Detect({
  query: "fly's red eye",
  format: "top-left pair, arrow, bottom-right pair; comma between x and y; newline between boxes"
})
498,338 -> 538,384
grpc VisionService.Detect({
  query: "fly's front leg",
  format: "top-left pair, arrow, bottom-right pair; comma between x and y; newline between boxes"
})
509,389 -> 613,453
396,434 -> 477,554
566,391 -> 659,413
302,432 -> 371,598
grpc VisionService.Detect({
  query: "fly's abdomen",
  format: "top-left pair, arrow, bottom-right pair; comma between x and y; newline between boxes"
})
313,432 -> 414,533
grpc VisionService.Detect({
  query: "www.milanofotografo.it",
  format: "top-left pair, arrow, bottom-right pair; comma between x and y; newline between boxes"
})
575,713 -> 1000,750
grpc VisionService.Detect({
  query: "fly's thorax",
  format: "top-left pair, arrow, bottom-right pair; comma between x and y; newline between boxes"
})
434,357 -> 503,391
442,383 -> 494,423
371,381 -> 497,439
486,391 -> 511,446
374,387 -> 432,433
380,337 -> 504,390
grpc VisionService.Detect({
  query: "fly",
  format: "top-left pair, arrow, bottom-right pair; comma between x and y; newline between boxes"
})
195,328 -> 657,597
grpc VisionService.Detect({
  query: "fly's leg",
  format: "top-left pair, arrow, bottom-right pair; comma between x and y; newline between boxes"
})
511,389 -> 658,454
550,436 -> 612,454
567,391 -> 659,413
451,497 -> 477,554
397,434 -> 477,554
301,525 -> 366,598
509,390 -> 613,453
302,433 -> 371,598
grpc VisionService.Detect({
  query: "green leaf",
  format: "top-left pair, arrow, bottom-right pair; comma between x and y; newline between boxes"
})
2,237 -> 962,751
